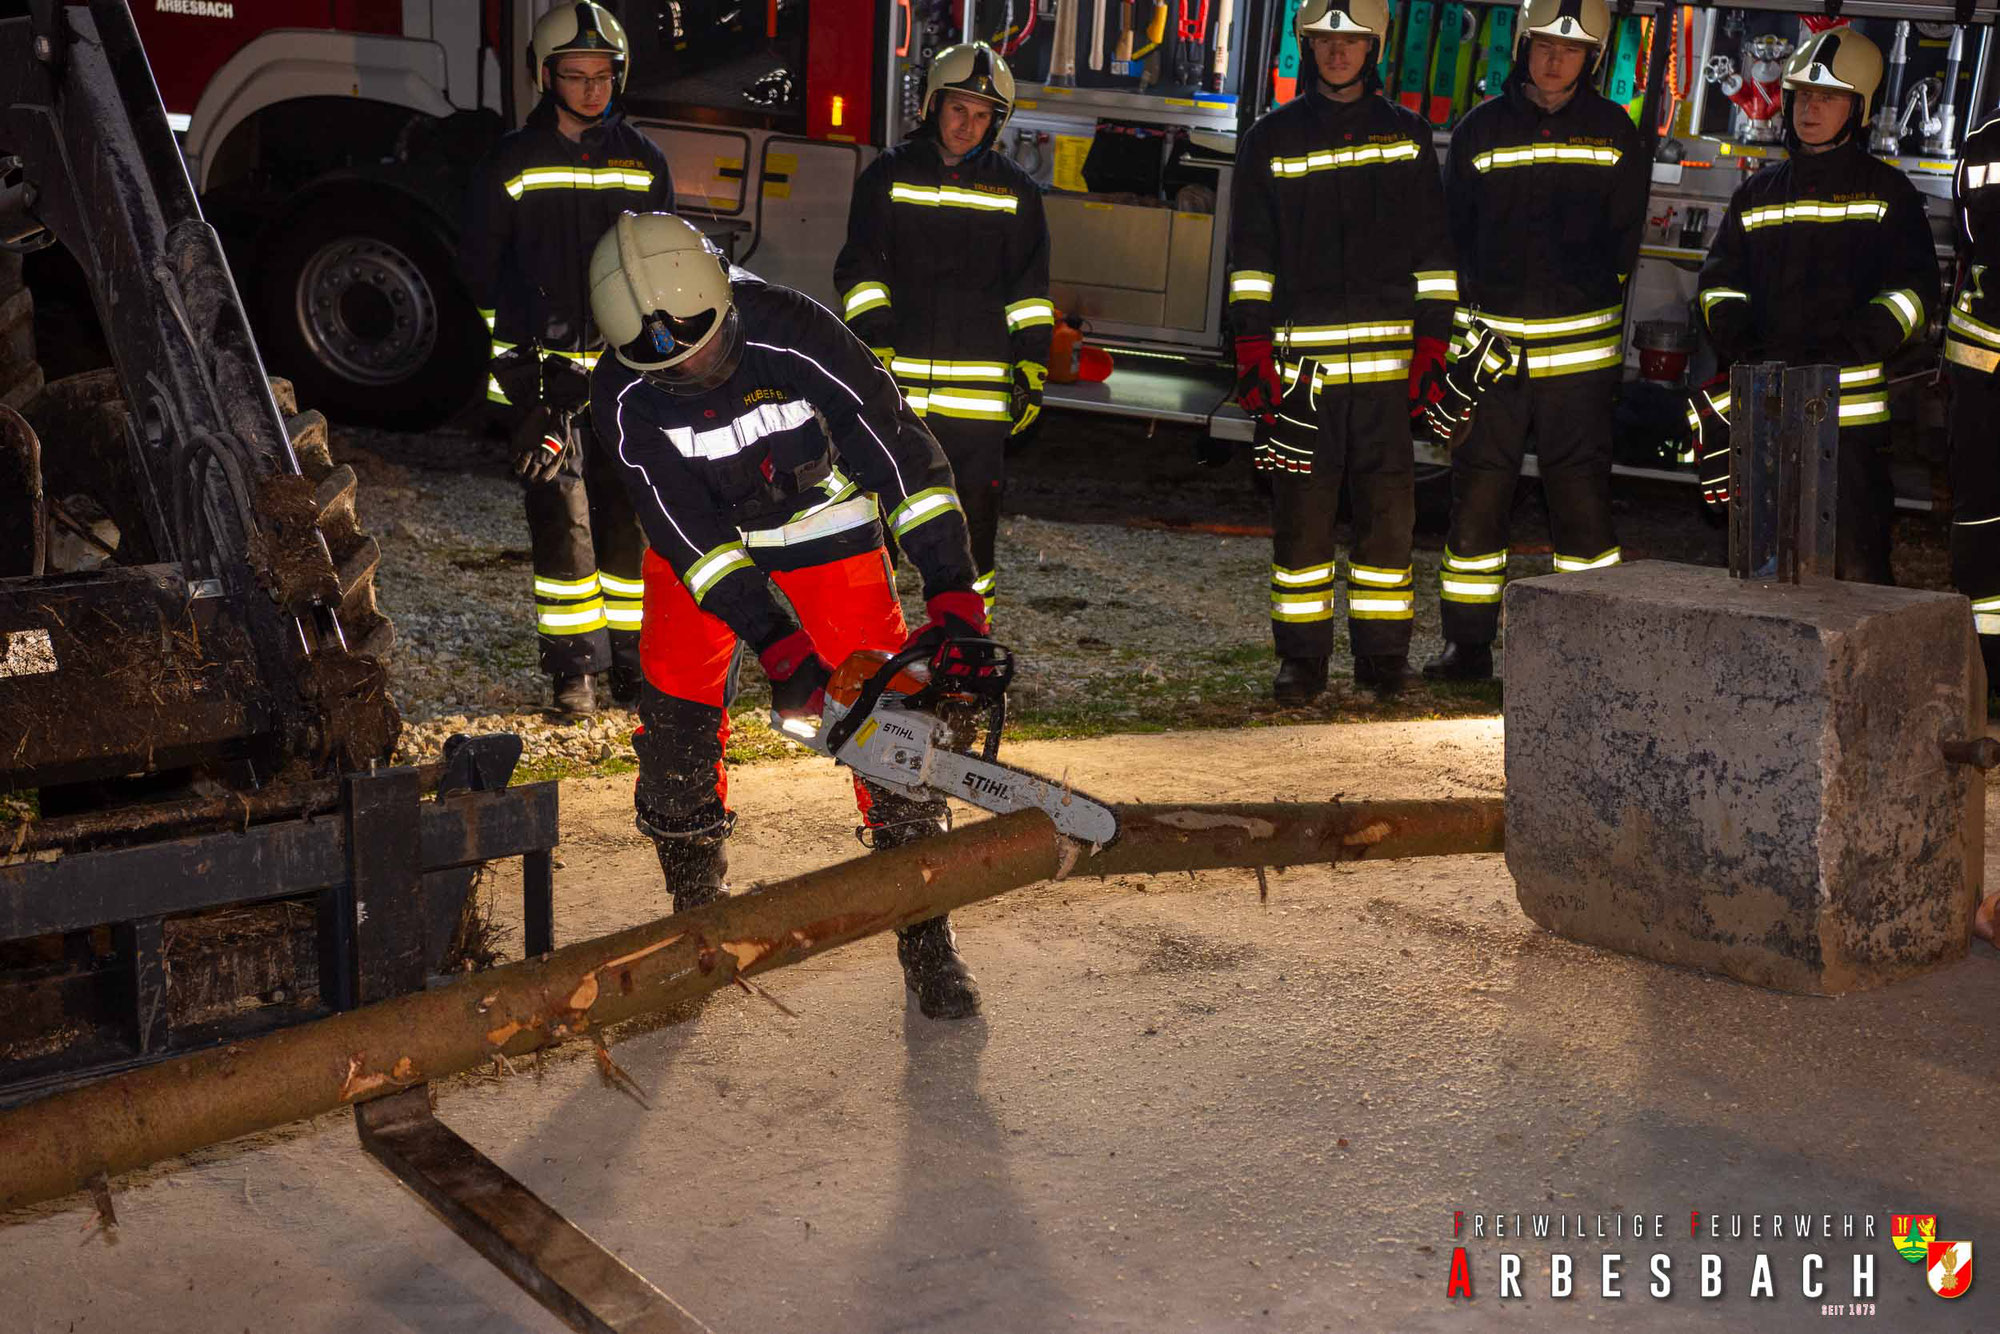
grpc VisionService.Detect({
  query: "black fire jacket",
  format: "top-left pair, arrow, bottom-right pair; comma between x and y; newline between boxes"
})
1948,112 -> 2000,374
1227,83 -> 1457,386
834,136 -> 1052,423
1445,76 -> 1649,379
591,274 -> 977,651
460,98 -> 674,403
1698,138 -> 1937,426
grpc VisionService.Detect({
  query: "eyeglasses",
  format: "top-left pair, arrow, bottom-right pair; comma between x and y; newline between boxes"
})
555,73 -> 617,91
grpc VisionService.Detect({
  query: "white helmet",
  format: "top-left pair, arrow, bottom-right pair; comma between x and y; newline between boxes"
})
1296,0 -> 1390,41
589,213 -> 743,394
1783,27 -> 1885,125
923,43 -> 1017,135
531,2 -> 630,95
1514,0 -> 1610,56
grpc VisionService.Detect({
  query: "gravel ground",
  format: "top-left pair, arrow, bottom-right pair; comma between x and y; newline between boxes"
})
332,413 -> 1963,781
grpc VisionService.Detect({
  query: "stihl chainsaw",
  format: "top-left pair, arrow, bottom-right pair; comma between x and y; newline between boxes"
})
770,638 -> 1120,845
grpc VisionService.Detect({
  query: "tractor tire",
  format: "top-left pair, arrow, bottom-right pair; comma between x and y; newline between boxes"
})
0,250 -> 42,413
256,197 -> 484,430
269,378 -> 396,662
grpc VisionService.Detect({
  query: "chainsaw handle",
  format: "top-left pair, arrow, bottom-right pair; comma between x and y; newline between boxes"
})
823,641 -> 936,757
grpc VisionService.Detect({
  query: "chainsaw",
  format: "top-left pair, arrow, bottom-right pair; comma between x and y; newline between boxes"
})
770,638 -> 1121,845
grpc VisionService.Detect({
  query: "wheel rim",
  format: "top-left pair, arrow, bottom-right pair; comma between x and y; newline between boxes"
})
294,235 -> 439,387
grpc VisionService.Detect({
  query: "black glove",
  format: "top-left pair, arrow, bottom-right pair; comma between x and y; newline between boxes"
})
1423,321 -> 1514,443
511,406 -> 572,485
540,354 -> 592,414
760,629 -> 833,721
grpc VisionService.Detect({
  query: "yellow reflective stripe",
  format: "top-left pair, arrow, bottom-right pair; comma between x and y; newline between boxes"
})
491,339 -> 516,357
1471,142 -> 1623,172
597,572 -> 645,597
1949,307 -> 2000,350
1441,574 -> 1504,602
504,166 -> 654,198
843,281 -> 891,319
889,182 -> 1020,213
1310,354 -> 1413,383
1457,306 -> 1622,338
1699,287 -> 1749,319
1739,199 -> 1887,230
488,377 -> 511,404
1415,271 -> 1459,300
537,606 -> 607,632
1279,320 -> 1414,347
891,357 -> 1011,381
1443,546 -> 1507,573
1271,562 -> 1336,586
1945,338 -> 2000,372
1871,288 -> 1923,338
1837,390 -> 1889,424
1230,270 -> 1276,299
889,486 -> 965,537
1839,363 -> 1885,387
1552,548 -> 1622,572
1347,562 -> 1411,587
1522,335 -> 1622,377
534,573 -> 600,597
1270,594 -> 1336,621
602,603 -> 643,628
480,308 -> 496,331
971,571 -> 998,594
684,542 -> 755,601
1348,591 -> 1414,619
1006,297 -> 1055,330
907,387 -> 1012,420
1269,140 -> 1421,177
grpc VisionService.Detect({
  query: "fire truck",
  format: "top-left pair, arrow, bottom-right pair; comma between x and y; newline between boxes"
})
129,0 -> 1998,500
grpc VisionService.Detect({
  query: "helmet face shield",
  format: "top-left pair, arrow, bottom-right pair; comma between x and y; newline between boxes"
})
637,307 -> 744,395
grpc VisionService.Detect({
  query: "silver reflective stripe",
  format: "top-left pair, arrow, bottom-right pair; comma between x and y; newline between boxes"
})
743,496 -> 879,548
665,399 -> 819,461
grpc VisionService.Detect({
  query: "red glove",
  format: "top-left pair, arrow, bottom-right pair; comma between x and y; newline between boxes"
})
1234,335 -> 1283,424
759,629 -> 833,719
1408,336 -> 1450,419
904,590 -> 990,656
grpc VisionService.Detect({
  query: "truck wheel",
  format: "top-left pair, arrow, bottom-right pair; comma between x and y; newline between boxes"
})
258,199 -> 483,430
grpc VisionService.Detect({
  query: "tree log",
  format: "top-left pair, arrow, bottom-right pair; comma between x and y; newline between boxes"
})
0,798 -> 1500,1212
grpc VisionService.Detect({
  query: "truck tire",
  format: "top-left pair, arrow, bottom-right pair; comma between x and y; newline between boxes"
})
257,197 -> 483,430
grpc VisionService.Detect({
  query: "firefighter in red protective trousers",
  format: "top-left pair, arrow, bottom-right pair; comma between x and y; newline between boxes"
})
588,212 -> 989,1020
1945,112 -> 2000,694
835,43 -> 1052,620
460,2 -> 673,714
1694,26 -> 1936,585
1422,0 -> 1648,682
1228,0 -> 1457,704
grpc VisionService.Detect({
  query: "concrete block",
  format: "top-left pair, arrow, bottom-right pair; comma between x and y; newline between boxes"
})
1503,560 -> 1983,994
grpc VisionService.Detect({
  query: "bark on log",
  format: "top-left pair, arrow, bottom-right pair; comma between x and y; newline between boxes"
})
0,798 -> 1501,1212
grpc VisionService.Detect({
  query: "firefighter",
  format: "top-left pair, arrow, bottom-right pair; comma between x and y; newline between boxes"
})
1423,0 -> 1649,682
460,1 -> 674,713
1227,0 -> 1457,703
834,43 -> 1052,620
587,212 -> 991,1020
1945,113 -> 2000,694
1694,26 -> 1936,585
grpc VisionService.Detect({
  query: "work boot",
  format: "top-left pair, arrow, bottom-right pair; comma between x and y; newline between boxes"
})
607,663 -> 643,707
896,915 -> 982,1019
1272,655 -> 1329,706
646,811 -> 735,914
1352,654 -> 1408,698
551,672 -> 596,715
1421,641 -> 1494,682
